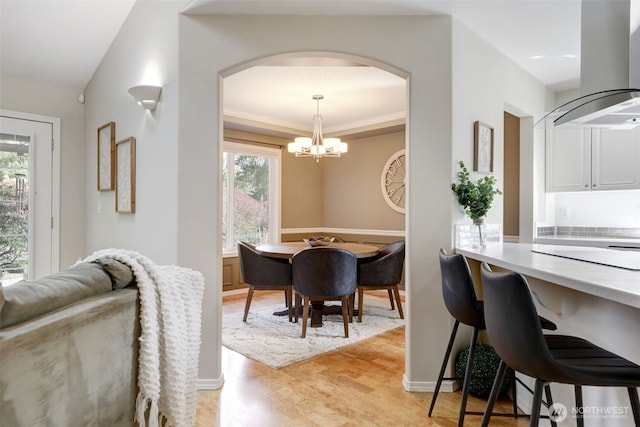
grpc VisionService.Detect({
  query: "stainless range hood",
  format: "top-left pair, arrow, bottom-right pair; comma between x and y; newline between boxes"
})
554,89 -> 640,128
549,0 -> 640,129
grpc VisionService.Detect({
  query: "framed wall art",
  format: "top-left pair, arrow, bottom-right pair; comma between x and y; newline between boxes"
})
115,136 -> 136,213
97,122 -> 115,191
473,121 -> 494,173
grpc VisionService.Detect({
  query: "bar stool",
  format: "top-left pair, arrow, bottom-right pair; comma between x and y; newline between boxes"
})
429,249 -> 558,427
480,263 -> 640,427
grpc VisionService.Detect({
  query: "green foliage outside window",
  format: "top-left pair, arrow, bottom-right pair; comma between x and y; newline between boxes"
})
0,151 -> 29,276
222,151 -> 271,250
234,155 -> 269,203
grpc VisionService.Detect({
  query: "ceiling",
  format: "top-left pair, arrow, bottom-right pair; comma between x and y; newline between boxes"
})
0,0 -> 582,134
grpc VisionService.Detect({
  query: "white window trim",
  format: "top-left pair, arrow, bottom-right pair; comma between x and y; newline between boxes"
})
222,141 -> 281,255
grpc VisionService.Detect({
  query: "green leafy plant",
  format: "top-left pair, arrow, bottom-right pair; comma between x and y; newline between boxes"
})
451,161 -> 502,220
455,343 -> 513,398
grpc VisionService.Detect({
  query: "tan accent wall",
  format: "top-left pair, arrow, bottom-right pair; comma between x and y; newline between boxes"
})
226,127 -> 406,231
323,131 -> 405,230
281,232 -> 402,246
281,153 -> 324,228
503,112 -> 520,237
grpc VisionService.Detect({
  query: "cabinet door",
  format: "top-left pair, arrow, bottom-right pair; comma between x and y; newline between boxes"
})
546,127 -> 591,192
592,127 -> 640,190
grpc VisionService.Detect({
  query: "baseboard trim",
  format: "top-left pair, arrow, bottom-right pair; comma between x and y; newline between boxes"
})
197,375 -> 224,390
402,376 -> 459,392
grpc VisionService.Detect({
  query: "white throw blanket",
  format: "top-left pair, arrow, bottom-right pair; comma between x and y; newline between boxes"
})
82,249 -> 204,427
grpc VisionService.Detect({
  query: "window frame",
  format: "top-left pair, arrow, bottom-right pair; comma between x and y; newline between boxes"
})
222,141 -> 281,256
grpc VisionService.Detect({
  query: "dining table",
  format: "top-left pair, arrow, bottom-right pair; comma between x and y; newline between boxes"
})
255,241 -> 380,259
254,241 -> 381,327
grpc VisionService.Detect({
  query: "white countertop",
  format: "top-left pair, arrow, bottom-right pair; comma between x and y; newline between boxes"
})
456,242 -> 640,310
535,236 -> 640,249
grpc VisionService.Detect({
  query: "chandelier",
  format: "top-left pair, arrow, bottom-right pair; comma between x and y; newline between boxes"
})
287,94 -> 348,162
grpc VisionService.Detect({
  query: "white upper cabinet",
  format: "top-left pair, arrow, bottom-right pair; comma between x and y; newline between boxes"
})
546,127 -> 591,192
592,128 -> 640,190
546,127 -> 640,192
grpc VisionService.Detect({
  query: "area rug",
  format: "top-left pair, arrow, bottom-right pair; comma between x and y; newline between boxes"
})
222,295 -> 404,369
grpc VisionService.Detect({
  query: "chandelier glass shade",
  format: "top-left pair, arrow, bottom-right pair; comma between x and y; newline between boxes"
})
287,95 -> 348,162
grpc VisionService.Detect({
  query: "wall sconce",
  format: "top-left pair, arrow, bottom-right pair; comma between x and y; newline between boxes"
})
128,85 -> 162,110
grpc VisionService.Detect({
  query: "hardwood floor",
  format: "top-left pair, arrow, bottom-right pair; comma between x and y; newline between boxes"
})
195,290 -> 530,426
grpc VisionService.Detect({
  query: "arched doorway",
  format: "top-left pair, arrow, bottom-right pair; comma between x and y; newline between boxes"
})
178,16 -> 454,389
219,52 -> 408,369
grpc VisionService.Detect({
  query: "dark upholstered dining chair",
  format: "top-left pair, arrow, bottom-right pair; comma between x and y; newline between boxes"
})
237,241 -> 293,322
356,240 -> 405,322
430,249 -> 558,427
479,263 -> 640,427
292,247 -> 357,338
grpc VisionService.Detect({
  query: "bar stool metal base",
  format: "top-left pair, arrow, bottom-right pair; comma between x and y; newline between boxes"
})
428,320 -> 557,427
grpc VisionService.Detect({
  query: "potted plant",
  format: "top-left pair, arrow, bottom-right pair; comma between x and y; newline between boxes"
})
451,161 -> 502,247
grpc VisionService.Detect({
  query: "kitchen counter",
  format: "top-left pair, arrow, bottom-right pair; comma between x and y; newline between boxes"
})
456,242 -> 640,309
535,236 -> 640,249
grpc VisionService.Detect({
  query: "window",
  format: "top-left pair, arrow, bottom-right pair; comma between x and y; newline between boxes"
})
0,135 -> 29,285
222,141 -> 280,254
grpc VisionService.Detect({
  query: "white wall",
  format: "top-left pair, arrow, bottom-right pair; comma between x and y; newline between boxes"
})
80,8 -> 552,388
178,14 -> 454,385
451,20 -> 548,226
447,19 -> 549,368
545,191 -> 640,228
83,1 -> 185,264
0,76 -> 85,269
177,12 -> 552,387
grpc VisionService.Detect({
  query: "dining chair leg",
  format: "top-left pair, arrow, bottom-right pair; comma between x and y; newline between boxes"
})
358,287 -> 365,322
243,286 -> 255,322
392,285 -> 404,319
387,288 -> 395,309
628,387 -> 640,426
428,320 -> 460,416
341,296 -> 349,338
575,385 -> 584,427
301,296 -> 310,338
285,287 -> 292,322
458,326 -> 480,427
480,359 -> 508,427
530,380 -> 545,427
293,293 -> 300,323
